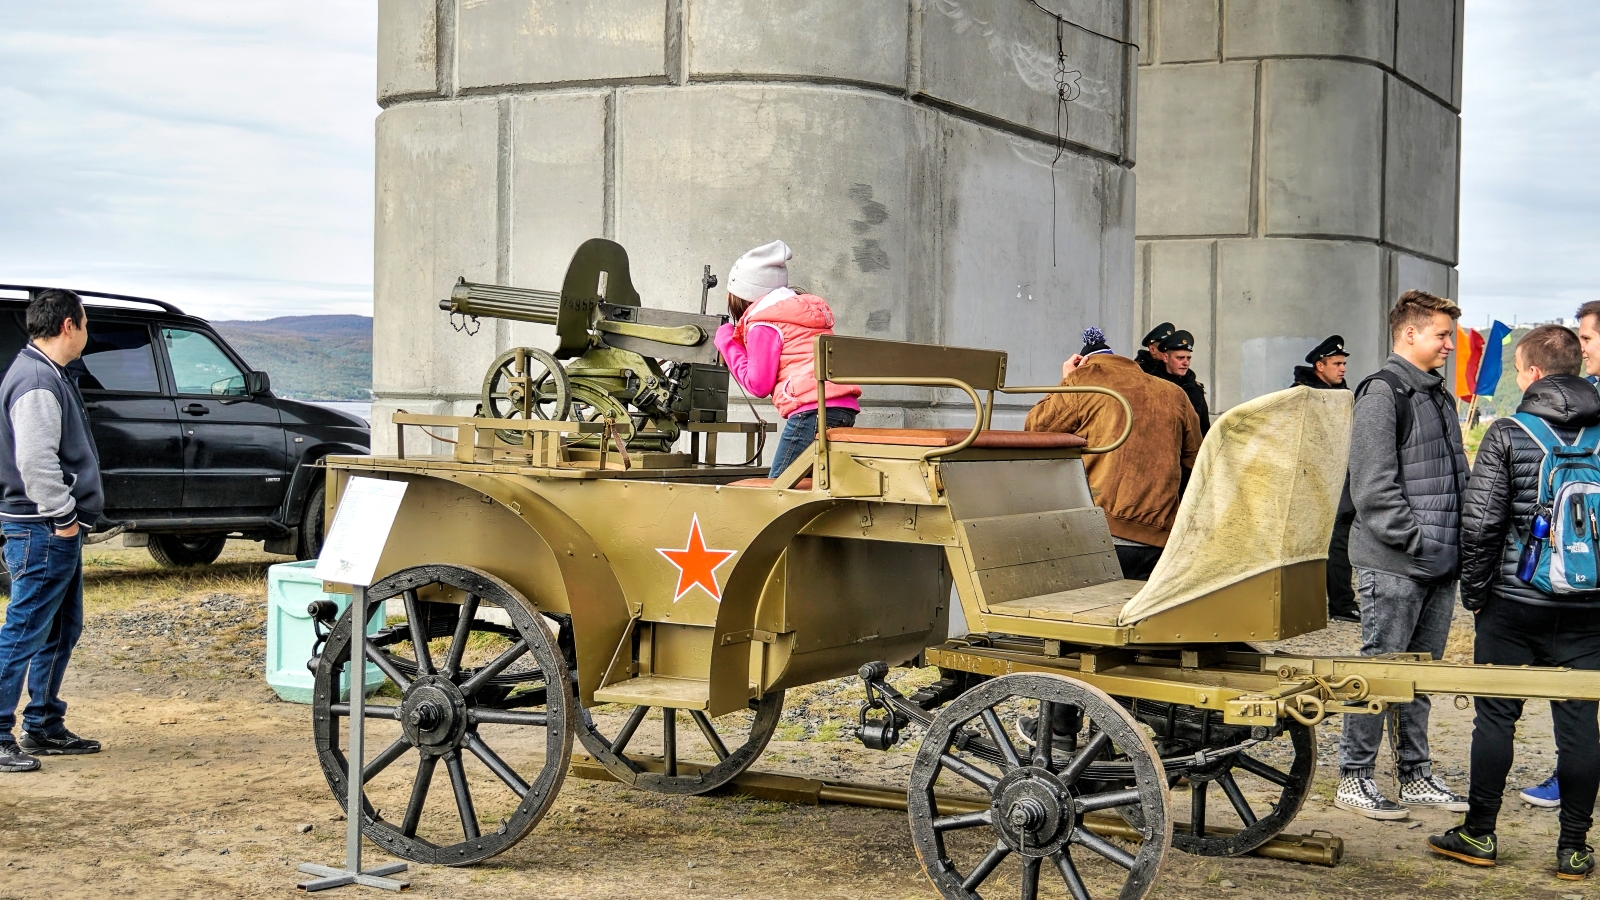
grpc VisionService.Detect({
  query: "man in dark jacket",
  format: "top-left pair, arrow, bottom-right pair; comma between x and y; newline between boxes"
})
1135,322 -> 1174,377
1293,335 -> 1349,390
1154,329 -> 1210,436
1427,325 -> 1600,880
0,290 -> 103,773
1293,336 -> 1359,622
1334,290 -> 1470,819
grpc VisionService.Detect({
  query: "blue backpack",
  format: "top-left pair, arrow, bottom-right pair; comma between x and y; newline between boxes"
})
1510,412 -> 1600,594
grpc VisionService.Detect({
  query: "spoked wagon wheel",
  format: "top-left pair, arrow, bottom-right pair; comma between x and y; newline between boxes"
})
909,673 -> 1170,900
482,347 -> 570,444
576,691 -> 785,794
312,564 -> 573,866
1123,701 -> 1316,857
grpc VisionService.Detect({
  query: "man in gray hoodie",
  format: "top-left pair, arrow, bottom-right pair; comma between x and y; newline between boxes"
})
1333,289 -> 1470,820
0,289 -> 103,773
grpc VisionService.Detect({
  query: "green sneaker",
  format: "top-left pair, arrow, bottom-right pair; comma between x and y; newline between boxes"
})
1427,825 -> 1497,867
1558,845 -> 1594,880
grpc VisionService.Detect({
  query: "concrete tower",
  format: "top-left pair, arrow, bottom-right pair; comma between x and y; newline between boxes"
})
372,0 -> 1140,452
1133,0 -> 1463,408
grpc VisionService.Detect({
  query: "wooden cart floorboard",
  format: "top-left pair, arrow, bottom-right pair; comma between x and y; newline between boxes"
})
986,578 -> 1145,623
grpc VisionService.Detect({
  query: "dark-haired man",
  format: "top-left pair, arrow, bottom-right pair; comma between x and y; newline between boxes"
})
1334,290 -> 1470,819
1428,324 -> 1600,881
1294,336 -> 1359,623
1294,335 -> 1349,389
1136,322 -> 1174,377
0,289 -> 103,773
1155,329 -> 1210,436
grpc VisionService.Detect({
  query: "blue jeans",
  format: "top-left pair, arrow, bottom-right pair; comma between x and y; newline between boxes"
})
0,522 -> 85,741
769,407 -> 858,479
1338,567 -> 1456,779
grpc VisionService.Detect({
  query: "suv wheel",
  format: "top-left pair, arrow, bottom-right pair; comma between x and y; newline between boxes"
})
148,534 -> 228,568
296,480 -> 326,561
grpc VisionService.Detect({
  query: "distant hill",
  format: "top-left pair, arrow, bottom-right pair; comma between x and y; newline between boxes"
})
212,315 -> 371,401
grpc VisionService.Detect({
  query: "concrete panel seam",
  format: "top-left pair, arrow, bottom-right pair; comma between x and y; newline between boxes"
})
436,0 -> 456,98
1249,59 -> 1262,237
1123,0 -> 1139,164
911,92 -> 1130,168
495,97 -> 512,288
683,71 -> 921,97
377,90 -> 445,110
369,77 -> 1133,165
1210,53 -> 1458,111
1141,232 -> 1457,267
1451,0 -> 1465,108
666,0 -> 687,86
1208,239 -> 1218,392
604,90 -> 619,242
1378,71 -> 1389,252
905,0 -> 920,98
456,75 -> 673,97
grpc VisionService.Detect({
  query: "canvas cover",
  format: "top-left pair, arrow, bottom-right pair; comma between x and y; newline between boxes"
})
1118,386 -> 1353,624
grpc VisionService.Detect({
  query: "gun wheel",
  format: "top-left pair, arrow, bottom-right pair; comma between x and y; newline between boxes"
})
311,564 -> 573,866
577,692 -> 784,795
908,673 -> 1170,900
482,347 -> 570,444
1122,702 -> 1316,858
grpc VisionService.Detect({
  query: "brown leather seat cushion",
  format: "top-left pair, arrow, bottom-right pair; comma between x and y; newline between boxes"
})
728,477 -> 815,489
825,428 -> 1087,449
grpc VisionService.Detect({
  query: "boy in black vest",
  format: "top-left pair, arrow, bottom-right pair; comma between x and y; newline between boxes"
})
1427,325 -> 1600,881
1334,290 -> 1470,819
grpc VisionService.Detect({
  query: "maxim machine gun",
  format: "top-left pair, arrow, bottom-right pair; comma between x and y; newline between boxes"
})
441,238 -> 735,459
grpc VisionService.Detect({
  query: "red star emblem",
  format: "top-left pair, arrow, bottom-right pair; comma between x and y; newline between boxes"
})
656,515 -> 737,602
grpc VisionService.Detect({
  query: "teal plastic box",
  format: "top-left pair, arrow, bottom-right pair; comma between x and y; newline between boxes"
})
266,560 -> 385,704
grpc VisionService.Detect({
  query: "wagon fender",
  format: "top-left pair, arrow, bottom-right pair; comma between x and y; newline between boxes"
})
431,470 -> 632,707
707,501 -> 840,714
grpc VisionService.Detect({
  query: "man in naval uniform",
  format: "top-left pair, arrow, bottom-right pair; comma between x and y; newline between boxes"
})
1155,330 -> 1210,436
1293,336 -> 1360,623
1136,322 -> 1174,377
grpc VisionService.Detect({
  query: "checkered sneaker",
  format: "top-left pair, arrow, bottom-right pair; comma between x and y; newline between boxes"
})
1334,775 -> 1408,820
1399,774 -> 1468,812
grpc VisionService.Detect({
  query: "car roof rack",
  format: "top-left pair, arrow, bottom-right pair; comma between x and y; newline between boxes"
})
0,284 -> 186,316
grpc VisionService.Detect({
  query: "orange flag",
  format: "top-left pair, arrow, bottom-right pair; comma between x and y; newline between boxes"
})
1454,326 -> 1485,401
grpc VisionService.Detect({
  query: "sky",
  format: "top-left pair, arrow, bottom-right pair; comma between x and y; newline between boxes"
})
0,1 -> 1595,324
0,1 -> 376,320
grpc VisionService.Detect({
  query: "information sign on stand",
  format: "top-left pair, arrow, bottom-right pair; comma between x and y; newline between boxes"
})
298,477 -> 411,893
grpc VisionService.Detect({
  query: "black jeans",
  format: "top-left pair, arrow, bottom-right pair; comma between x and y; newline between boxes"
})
1465,599 -> 1600,847
1115,544 -> 1162,581
1326,508 -> 1357,618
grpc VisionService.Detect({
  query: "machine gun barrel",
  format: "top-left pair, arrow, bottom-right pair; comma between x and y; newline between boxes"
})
440,280 -> 562,325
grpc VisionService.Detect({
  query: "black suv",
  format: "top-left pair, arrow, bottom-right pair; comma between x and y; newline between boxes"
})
0,285 -> 369,578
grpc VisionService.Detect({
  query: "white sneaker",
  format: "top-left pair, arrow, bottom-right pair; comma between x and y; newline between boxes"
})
1335,775 -> 1409,820
1400,774 -> 1469,812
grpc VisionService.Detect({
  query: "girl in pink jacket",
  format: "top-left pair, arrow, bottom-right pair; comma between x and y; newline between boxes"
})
712,241 -> 861,479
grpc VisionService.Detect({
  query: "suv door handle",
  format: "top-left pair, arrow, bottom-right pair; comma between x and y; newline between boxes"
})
82,401 -> 102,411
182,403 -> 211,416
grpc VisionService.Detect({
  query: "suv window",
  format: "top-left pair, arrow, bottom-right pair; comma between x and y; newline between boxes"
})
75,321 -> 162,393
163,327 -> 247,396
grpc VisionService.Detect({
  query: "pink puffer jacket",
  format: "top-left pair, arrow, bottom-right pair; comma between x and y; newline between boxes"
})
731,292 -> 862,418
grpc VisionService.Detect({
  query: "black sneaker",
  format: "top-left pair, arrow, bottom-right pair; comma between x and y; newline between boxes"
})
1558,845 -> 1595,880
0,741 -> 41,773
1428,825 -> 1497,867
20,728 -> 101,756
1330,611 -> 1361,624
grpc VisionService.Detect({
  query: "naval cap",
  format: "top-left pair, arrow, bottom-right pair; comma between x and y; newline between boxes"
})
1158,329 -> 1194,353
1141,322 -> 1175,347
1305,335 -> 1348,364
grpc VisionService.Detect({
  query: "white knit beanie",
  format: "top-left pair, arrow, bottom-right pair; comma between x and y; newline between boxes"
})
727,240 -> 792,302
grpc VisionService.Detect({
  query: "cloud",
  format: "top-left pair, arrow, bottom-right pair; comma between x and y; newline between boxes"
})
0,1 -> 376,320
1458,0 -> 1600,326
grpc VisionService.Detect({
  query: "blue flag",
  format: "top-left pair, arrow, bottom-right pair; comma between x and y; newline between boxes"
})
1473,321 -> 1513,397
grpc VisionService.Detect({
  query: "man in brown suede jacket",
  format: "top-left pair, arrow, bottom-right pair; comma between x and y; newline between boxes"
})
1024,327 -> 1201,579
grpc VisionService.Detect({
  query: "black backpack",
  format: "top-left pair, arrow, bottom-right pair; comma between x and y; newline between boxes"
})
1338,370 -> 1416,513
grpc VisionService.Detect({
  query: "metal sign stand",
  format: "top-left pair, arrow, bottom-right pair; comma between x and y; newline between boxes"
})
294,576 -> 406,883
296,585 -> 409,892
